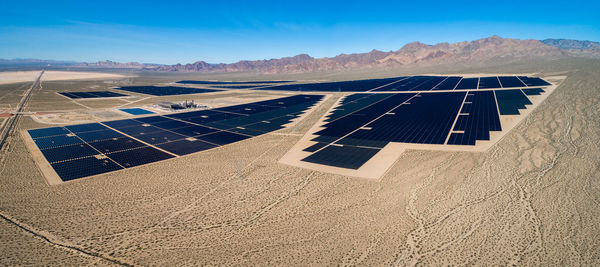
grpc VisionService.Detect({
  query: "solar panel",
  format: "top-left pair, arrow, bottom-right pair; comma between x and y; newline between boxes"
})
447,91 -> 502,145
28,127 -> 70,139
498,76 -> 526,88
26,94 -> 324,182
477,77 -> 501,89
301,145 -> 381,170
522,88 -> 545,95
88,137 -> 146,154
120,108 -> 155,115
176,80 -> 293,85
157,139 -> 217,156
106,146 -> 175,168
51,156 -> 123,181
455,78 -> 479,90
40,143 -> 100,163
58,91 -> 128,99
115,86 -> 222,96
495,89 -> 532,115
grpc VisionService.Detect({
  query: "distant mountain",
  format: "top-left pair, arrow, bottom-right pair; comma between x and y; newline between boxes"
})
540,39 -> 600,50
153,36 -> 569,73
2,36 -> 599,73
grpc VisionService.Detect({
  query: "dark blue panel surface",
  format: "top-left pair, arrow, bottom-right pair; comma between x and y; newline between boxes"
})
66,123 -> 108,133
195,131 -> 250,145
58,91 -> 128,99
40,143 -> 99,163
301,145 -> 380,169
432,77 -> 462,90
77,129 -> 125,143
447,91 -> 502,145
522,88 -> 545,95
256,77 -> 404,92
169,125 -> 218,137
133,131 -> 186,145
477,77 -> 501,89
51,156 -> 123,181
517,76 -> 551,86
28,127 -> 70,139
176,80 -> 293,85
88,137 -> 146,153
106,146 -> 175,168
495,89 -> 532,115
33,135 -> 83,149
157,139 -> 217,156
455,78 -> 479,90
115,86 -> 222,96
498,76 -> 526,88
302,142 -> 329,152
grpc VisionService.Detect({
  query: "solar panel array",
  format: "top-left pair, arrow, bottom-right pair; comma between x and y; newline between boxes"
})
28,95 -> 323,182
301,87 -> 544,170
258,76 -> 550,92
115,86 -> 222,96
120,108 -> 155,115
176,80 -> 294,85
58,91 -> 129,99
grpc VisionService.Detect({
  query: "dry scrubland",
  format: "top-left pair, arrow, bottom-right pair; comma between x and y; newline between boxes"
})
0,58 -> 599,265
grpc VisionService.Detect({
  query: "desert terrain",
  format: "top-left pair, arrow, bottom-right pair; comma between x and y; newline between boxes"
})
0,58 -> 599,266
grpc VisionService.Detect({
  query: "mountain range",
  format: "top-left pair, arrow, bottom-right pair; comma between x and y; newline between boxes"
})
2,36 -> 599,73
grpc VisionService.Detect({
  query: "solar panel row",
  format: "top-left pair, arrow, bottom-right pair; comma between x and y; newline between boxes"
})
176,80 -> 294,85
259,76 -> 550,92
59,91 -> 129,99
495,89 -> 532,115
115,86 -> 222,96
447,91 -> 502,145
301,88 -> 538,170
28,94 -> 324,182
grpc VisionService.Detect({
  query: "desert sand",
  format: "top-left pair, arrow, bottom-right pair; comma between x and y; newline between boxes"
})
0,71 -> 127,84
0,58 -> 599,266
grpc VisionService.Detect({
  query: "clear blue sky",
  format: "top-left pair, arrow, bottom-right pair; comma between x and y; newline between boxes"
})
1,0 -> 598,64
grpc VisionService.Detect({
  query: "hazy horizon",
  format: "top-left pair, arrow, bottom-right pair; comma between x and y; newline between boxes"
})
2,0 -> 599,64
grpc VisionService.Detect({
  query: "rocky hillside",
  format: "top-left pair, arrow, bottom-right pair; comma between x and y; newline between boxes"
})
151,36 -> 568,73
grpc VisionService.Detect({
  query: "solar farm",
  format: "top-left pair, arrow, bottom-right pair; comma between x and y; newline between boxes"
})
4,65 -> 600,266
22,74 -> 561,183
25,94 -> 323,184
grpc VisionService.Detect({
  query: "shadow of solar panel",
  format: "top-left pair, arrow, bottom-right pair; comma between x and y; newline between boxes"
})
116,125 -> 163,136
495,89 -> 532,115
302,142 -> 328,152
169,125 -> 218,137
517,76 -> 551,86
522,88 -> 545,95
88,137 -> 145,153
41,143 -> 100,163
102,119 -> 143,128
106,146 -> 175,168
456,78 -> 479,90
28,127 -> 70,139
51,156 -> 123,181
498,76 -> 526,88
196,131 -> 250,145
134,116 -> 173,124
157,139 -> 217,156
66,123 -> 108,133
33,135 -> 83,149
478,77 -> 501,89
76,129 -> 125,143
133,131 -> 186,145
301,145 -> 380,169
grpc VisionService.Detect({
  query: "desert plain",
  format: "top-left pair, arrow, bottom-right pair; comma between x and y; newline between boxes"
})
0,57 -> 599,266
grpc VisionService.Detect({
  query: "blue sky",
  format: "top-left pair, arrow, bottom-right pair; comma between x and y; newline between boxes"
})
1,0 -> 599,64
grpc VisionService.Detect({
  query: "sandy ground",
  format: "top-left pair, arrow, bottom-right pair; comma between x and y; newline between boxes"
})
0,58 -> 599,265
0,71 -> 127,84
